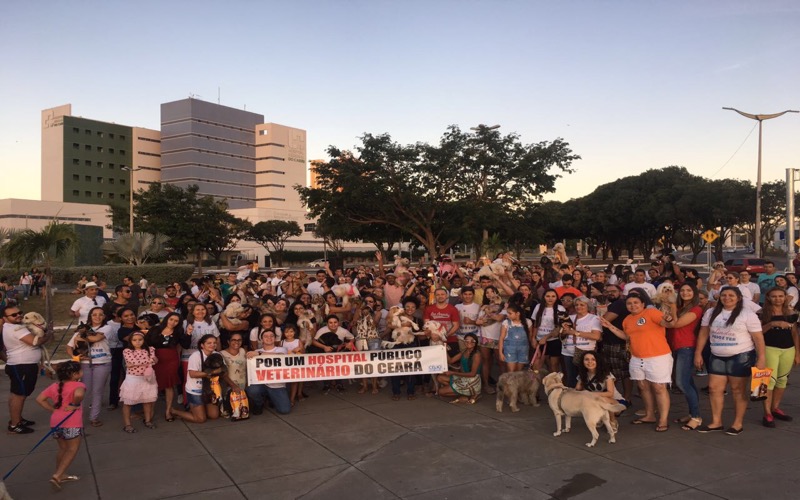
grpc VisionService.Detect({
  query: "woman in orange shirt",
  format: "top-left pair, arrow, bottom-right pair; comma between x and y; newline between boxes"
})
600,293 -> 673,432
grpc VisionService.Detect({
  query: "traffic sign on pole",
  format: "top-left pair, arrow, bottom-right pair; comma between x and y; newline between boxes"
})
702,230 -> 719,244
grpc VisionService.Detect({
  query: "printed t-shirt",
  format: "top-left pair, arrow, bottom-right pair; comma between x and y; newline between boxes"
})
424,304 -> 460,343
562,313 -> 601,356
456,302 -> 480,338
621,308 -> 671,359
531,304 -> 567,342
700,308 -> 761,357
67,325 -> 113,364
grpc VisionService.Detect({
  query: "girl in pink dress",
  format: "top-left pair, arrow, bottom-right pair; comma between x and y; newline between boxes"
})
119,331 -> 158,432
36,361 -> 85,490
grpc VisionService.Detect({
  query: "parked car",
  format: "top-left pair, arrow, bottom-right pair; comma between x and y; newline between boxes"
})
724,258 -> 767,276
308,259 -> 327,268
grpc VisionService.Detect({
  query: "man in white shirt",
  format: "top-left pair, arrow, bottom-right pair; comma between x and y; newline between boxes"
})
245,330 -> 291,415
623,270 -> 657,298
455,287 -> 480,350
306,270 -> 329,297
70,281 -> 107,324
312,316 -> 354,394
3,305 -> 50,434
739,271 -> 761,304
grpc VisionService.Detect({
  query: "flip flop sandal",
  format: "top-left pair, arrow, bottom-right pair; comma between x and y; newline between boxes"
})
90,420 -> 103,427
164,416 -> 175,422
391,395 -> 401,401
60,475 -> 80,482
144,421 -> 156,429
631,419 -> 657,425
673,416 -> 692,424
681,417 -> 703,431
655,425 -> 669,432
123,425 -> 137,434
449,398 -> 465,404
49,477 -> 62,491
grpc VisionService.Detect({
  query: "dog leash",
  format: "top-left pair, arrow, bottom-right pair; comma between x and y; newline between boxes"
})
2,410 -> 75,481
49,319 -> 76,359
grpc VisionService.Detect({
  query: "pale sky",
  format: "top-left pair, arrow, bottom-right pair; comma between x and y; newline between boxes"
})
1,0 -> 799,203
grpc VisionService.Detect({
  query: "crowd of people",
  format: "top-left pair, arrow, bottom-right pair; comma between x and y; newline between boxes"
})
2,251 -> 799,487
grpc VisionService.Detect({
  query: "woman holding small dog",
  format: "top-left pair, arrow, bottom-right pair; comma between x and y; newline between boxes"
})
531,290 -> 567,375
561,296 -> 602,388
600,293 -> 673,432
172,334 -> 224,423
694,286 -> 766,435
66,307 -> 112,427
435,332 -> 482,403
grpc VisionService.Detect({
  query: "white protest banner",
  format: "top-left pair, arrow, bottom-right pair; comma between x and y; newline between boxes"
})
247,345 -> 447,385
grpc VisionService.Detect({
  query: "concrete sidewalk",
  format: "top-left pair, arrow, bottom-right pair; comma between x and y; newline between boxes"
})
2,370 -> 799,500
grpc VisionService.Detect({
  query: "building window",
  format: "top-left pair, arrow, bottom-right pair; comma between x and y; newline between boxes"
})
109,178 -> 115,184
97,131 -> 104,138
259,130 -> 268,135
97,177 -> 103,183
96,192 -> 104,199
72,190 -> 79,196
85,176 -> 91,182
109,193 -> 115,199
72,174 -> 79,181
109,163 -> 115,169
120,179 -> 126,186
85,191 -> 92,197
109,133 -> 115,139
120,193 -> 126,200
72,143 -> 79,149
119,135 -> 126,140
109,148 -> 114,154
85,160 -> 91,166
72,159 -> 79,165
97,146 -> 103,153
84,144 -> 91,151
85,129 -> 91,135
72,127 -> 79,133
120,150 -> 126,155
97,162 -> 103,168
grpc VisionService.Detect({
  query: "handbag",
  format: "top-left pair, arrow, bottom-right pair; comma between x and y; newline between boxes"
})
143,349 -> 156,384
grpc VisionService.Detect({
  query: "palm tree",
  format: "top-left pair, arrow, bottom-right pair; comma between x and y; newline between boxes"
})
1,222 -> 77,327
103,232 -> 169,265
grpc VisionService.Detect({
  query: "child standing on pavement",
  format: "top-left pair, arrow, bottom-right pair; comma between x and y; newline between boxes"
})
498,304 -> 531,373
119,332 -> 158,433
36,361 -> 85,491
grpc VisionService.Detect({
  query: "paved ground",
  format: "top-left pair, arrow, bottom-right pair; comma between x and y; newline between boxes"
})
2,369 -> 800,500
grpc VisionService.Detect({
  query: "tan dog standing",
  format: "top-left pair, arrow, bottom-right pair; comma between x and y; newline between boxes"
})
542,372 -> 625,447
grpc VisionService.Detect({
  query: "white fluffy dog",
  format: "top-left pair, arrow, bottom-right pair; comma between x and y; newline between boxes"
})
20,312 -> 54,376
331,283 -> 360,306
423,320 -> 447,346
652,282 -> 677,317
382,306 -> 419,348
223,302 -> 245,326
542,372 -> 625,447
296,309 -> 316,348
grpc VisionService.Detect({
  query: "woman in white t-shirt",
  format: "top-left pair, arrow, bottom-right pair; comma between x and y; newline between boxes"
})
180,304 -> 220,403
695,286 -> 766,435
249,313 -> 283,350
561,296 -> 602,388
531,290 -> 567,374
66,306 -> 112,427
171,334 -> 222,423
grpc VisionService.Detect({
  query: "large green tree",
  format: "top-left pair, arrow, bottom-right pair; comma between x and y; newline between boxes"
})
247,220 -> 302,267
298,126 -> 579,258
1,222 -> 77,326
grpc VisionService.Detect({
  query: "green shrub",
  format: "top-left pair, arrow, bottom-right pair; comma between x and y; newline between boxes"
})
0,264 -> 194,286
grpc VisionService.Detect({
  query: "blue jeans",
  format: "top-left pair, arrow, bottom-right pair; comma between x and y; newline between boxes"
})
674,347 -> 700,418
563,356 -> 578,388
245,385 -> 291,415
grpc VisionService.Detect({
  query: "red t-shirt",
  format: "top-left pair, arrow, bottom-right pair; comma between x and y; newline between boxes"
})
667,306 -> 702,350
424,304 -> 460,343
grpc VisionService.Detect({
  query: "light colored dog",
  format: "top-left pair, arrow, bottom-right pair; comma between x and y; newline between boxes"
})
20,312 -> 54,376
542,372 -> 625,447
495,370 -> 543,413
296,309 -> 316,348
331,283 -> 360,306
423,320 -> 447,346
382,306 -> 420,348
652,281 -> 677,317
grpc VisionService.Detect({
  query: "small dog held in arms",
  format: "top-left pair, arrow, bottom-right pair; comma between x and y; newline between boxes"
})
382,306 -> 420,348
542,372 -> 625,447
19,311 -> 55,376
423,320 -> 447,346
495,370 -> 543,413
652,281 -> 677,317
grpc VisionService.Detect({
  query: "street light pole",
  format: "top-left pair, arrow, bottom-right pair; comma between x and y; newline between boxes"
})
722,107 -> 798,257
121,166 -> 142,234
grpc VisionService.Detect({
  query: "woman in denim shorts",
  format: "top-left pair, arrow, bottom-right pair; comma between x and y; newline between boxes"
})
695,287 -> 766,435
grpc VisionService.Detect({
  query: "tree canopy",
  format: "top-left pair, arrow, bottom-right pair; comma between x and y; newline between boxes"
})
247,220 -> 302,266
298,126 -> 579,257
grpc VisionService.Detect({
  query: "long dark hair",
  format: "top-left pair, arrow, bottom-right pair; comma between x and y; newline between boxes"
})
463,333 -> 479,365
87,306 -> 107,328
577,351 -> 609,390
534,290 -> 563,327
151,312 -> 185,337
761,287 -> 793,324
54,361 -> 82,410
676,283 -> 700,317
708,286 -> 744,327
506,303 -> 530,331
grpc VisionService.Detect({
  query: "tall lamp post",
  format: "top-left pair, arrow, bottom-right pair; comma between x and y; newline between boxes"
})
722,107 -> 798,257
120,166 -> 142,234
